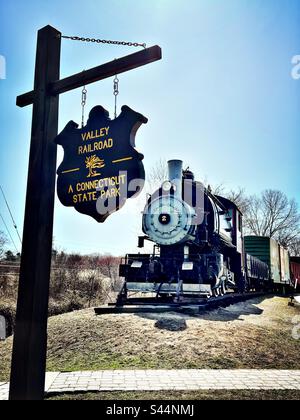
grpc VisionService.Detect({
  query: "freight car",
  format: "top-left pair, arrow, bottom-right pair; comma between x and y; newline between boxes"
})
290,257 -> 300,290
244,236 -> 291,294
118,160 -> 276,303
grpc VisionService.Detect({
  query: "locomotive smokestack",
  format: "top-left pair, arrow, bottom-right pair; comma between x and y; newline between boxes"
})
168,160 -> 183,199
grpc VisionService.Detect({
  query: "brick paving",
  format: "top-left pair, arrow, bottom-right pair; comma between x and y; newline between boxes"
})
0,369 -> 300,399
0,383 -> 9,400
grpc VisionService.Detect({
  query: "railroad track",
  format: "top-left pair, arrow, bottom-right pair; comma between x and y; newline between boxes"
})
94,291 -> 267,315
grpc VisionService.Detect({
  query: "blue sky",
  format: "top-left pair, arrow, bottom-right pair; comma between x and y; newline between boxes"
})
0,0 -> 299,255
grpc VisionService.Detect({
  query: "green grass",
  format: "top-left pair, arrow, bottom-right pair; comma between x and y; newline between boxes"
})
47,390 -> 300,401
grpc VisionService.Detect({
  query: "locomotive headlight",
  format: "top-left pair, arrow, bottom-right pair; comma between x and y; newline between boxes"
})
162,181 -> 173,192
158,213 -> 171,225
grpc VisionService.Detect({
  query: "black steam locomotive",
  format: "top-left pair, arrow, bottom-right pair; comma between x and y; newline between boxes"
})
118,160 -> 271,302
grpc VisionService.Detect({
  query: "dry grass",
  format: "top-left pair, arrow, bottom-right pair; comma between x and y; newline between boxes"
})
0,296 -> 299,384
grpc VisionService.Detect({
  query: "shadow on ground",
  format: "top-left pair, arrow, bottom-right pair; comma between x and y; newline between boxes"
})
134,296 -> 268,331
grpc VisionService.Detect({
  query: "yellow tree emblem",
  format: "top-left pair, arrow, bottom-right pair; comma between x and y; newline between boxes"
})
85,155 -> 105,178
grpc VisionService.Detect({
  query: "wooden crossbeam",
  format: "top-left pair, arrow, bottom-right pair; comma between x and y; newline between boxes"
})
17,45 -> 162,107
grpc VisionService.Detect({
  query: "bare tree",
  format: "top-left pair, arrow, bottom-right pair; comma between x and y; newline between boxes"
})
0,231 -> 7,260
147,158 -> 168,191
83,256 -> 105,308
243,190 -> 300,247
289,239 -> 300,257
223,187 -> 249,214
98,255 -> 121,291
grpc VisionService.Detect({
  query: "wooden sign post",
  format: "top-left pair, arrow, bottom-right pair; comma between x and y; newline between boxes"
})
9,25 -> 162,400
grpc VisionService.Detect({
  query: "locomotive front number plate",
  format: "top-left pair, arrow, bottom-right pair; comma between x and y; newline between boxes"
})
55,105 -> 147,222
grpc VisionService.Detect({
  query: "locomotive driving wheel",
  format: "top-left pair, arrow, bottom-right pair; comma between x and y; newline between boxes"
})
220,281 -> 227,296
218,284 -> 225,296
211,281 -> 227,297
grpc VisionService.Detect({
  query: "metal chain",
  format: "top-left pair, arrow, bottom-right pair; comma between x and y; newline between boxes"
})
113,75 -> 119,119
81,85 -> 87,128
61,35 -> 146,49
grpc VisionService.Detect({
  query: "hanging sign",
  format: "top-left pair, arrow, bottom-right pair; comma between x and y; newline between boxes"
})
55,105 -> 147,222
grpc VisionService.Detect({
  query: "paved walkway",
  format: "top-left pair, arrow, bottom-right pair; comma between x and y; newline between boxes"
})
1,370 -> 300,400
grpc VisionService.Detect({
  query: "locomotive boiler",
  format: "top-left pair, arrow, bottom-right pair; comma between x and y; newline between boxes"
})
119,160 -> 256,301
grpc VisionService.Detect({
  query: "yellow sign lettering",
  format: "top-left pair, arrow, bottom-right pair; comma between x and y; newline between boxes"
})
78,138 -> 113,155
81,127 -> 110,142
72,191 -> 97,204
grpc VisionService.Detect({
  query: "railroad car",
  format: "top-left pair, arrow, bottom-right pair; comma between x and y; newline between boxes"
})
244,236 -> 291,293
290,257 -> 300,290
